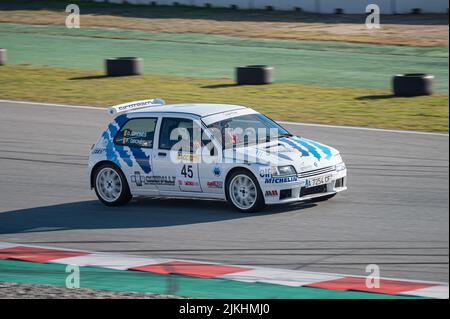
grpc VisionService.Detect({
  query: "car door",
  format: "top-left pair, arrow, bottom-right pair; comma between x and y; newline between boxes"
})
197,125 -> 226,195
152,116 -> 202,193
112,117 -> 158,194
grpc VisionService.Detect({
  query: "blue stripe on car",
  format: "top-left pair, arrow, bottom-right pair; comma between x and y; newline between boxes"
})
102,130 -> 119,167
130,148 -> 152,174
102,115 -> 133,168
109,121 -> 134,167
113,114 -> 152,173
291,136 -> 322,161
114,114 -> 129,128
280,137 -> 309,157
303,138 -> 333,160
277,152 -> 293,161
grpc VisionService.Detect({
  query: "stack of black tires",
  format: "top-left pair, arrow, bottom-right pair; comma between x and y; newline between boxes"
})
393,74 -> 434,97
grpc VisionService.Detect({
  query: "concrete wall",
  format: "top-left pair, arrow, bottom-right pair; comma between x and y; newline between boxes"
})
94,0 -> 449,14
317,0 -> 394,14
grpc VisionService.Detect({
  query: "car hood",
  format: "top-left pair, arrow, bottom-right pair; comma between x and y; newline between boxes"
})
223,136 -> 341,172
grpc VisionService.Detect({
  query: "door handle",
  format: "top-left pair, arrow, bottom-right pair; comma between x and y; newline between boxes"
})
158,152 -> 167,157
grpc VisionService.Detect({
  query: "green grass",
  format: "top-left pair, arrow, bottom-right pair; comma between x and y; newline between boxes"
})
0,65 -> 448,132
0,25 -> 448,92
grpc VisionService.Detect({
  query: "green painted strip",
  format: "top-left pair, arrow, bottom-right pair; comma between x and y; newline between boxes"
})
0,259 -> 420,299
1,23 -> 448,58
0,23 -> 448,92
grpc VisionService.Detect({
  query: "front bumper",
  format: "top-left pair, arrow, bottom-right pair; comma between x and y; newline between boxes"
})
262,167 -> 347,205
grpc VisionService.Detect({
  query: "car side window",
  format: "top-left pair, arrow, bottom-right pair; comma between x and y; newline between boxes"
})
159,117 -> 194,150
114,118 -> 157,148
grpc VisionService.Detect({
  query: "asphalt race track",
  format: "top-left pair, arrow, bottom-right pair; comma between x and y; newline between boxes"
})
0,101 -> 448,283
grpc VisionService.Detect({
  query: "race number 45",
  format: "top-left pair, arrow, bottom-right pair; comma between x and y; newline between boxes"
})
181,165 -> 194,178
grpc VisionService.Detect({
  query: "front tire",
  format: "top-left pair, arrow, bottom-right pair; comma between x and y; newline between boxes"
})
226,170 -> 265,213
93,163 -> 132,206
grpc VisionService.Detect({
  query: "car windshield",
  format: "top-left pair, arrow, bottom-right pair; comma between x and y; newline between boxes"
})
206,113 -> 291,148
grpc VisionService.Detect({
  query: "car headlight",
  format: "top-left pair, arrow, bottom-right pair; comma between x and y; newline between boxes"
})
274,165 -> 297,176
336,162 -> 346,172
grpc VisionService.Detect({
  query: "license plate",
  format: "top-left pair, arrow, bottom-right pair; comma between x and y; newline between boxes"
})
305,174 -> 332,188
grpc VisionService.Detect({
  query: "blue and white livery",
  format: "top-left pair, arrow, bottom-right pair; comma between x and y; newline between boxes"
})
88,99 -> 347,212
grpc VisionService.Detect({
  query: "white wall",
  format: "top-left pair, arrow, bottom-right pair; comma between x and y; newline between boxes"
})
195,0 -> 251,9
93,0 -> 449,14
319,0 -> 448,14
395,0 -> 448,14
317,0 -> 394,14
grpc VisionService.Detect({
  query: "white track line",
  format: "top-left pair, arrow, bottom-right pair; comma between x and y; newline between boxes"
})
278,121 -> 449,137
0,99 -> 104,111
1,99 -> 448,137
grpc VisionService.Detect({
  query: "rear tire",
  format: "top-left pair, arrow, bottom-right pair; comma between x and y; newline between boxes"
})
93,163 -> 132,206
309,193 -> 336,203
225,170 -> 265,213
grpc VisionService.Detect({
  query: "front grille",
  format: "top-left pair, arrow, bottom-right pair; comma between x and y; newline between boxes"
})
298,166 -> 335,178
300,184 -> 327,197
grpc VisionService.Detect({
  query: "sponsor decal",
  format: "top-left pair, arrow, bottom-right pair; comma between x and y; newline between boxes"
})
123,129 -> 148,138
213,166 -> 221,177
264,176 -> 298,184
265,190 -> 278,197
121,129 -> 151,147
260,167 -> 298,184
182,180 -> 200,187
176,153 -> 199,162
118,100 -> 158,112
259,167 -> 277,178
131,172 -> 176,187
91,148 -> 105,155
207,181 -> 223,189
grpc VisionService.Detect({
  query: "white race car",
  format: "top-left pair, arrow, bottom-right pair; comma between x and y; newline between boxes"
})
88,99 -> 347,212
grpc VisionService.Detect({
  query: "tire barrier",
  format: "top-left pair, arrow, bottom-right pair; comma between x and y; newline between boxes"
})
0,49 -> 6,66
236,65 -> 273,85
105,57 -> 143,76
392,74 -> 434,97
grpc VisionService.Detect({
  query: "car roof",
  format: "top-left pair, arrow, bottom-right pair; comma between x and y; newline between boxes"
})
130,103 -> 248,118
